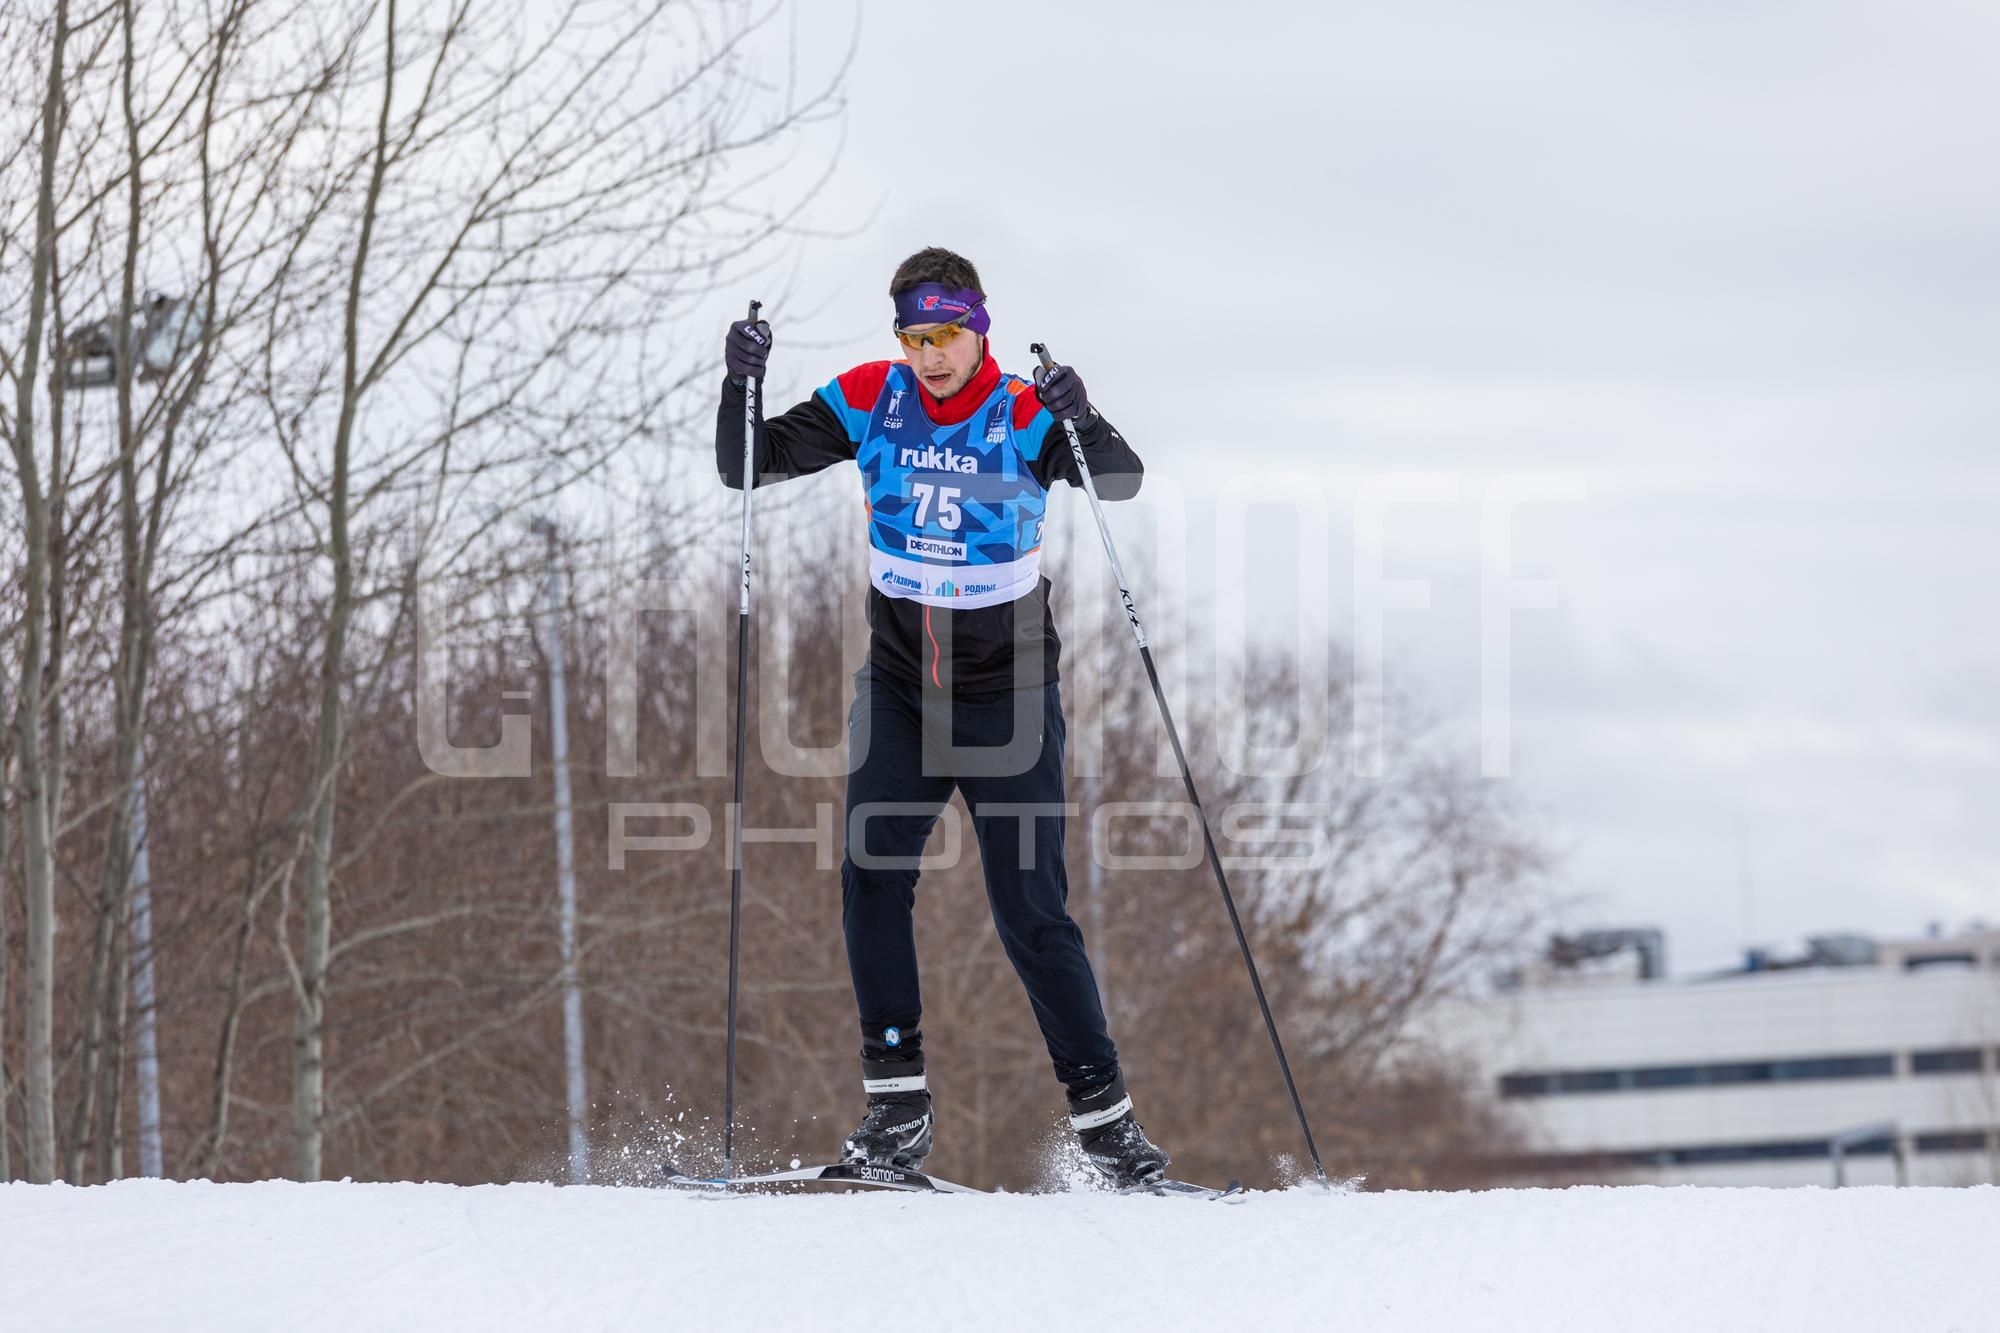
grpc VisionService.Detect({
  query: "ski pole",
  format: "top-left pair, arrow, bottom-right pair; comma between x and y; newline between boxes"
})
724,300 -> 762,1181
1032,342 -> 1329,1189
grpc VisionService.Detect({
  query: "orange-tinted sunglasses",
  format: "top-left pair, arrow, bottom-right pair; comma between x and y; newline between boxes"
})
893,311 -> 976,351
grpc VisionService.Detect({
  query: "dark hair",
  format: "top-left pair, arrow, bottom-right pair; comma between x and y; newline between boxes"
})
889,247 -> 983,297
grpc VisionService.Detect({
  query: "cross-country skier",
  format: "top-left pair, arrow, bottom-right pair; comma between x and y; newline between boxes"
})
715,247 -> 1170,1186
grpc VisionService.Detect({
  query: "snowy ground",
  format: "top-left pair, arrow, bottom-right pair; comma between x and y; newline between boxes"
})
3,1179 -> 1995,1332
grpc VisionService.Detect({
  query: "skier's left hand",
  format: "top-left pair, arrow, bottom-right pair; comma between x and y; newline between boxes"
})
1034,361 -> 1088,422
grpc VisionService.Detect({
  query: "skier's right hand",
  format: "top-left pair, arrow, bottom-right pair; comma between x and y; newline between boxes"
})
725,316 -> 773,380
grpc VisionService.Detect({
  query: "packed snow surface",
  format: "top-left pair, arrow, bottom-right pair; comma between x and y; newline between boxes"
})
3,1179 -> 1995,1331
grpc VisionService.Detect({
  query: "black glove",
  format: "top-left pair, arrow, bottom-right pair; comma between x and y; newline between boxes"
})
725,316 -> 773,380
1034,361 -> 1088,422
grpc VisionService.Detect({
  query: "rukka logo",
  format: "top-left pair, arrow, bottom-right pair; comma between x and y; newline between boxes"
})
898,443 -> 979,473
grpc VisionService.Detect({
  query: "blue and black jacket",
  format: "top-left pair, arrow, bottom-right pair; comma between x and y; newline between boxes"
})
716,344 -> 1143,695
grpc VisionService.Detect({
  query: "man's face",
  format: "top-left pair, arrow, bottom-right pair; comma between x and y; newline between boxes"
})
901,325 -> 983,400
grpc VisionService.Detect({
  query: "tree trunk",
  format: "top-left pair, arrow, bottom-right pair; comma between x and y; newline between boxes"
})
293,0 -> 393,1182
4,0 -> 71,1187
69,0 -> 153,1185
295,622 -> 345,1181
187,849 -> 276,1180
98,911 -> 133,1182
13,502 -> 58,1183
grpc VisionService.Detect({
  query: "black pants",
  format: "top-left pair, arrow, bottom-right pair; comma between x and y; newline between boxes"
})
839,662 -> 1118,1091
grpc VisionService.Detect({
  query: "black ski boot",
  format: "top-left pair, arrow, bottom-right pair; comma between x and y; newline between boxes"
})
842,1026 -> 933,1169
1079,1114 -> 1170,1186
842,1091 -> 933,1169
1069,1073 -> 1169,1187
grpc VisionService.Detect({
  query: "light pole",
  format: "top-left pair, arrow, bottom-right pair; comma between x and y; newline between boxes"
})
55,291 -> 201,1180
129,775 -> 161,1178
532,516 -> 589,1184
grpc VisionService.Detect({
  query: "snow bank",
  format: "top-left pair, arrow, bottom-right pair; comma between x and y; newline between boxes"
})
3,1179 -> 1994,1331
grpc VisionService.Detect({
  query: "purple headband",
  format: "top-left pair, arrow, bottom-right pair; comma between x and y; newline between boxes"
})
893,283 -> 990,336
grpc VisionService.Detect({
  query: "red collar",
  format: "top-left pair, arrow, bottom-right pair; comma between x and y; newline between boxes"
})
910,342 -> 1001,425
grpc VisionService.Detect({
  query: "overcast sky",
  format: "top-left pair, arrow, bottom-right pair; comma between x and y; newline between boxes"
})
729,0 -> 2000,974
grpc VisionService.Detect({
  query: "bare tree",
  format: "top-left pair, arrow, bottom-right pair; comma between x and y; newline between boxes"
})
17,0 -> 349,1183
1,0 -> 137,1188
246,0 -> 845,1180
0,0 -> 76,1185
61,0 -> 224,1182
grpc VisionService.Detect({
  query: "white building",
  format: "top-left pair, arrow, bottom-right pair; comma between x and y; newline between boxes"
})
1424,927 -> 2000,1186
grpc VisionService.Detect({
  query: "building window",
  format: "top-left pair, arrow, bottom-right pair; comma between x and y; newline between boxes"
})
1509,1128 -> 1995,1173
1555,1069 -> 1624,1094
1902,952 -> 1978,970
1498,1052 -> 1895,1098
1632,1065 -> 1702,1089
1705,1061 -> 1774,1085
1672,1138 -> 1843,1165
1911,1048 -> 1983,1075
1772,1055 -> 1895,1081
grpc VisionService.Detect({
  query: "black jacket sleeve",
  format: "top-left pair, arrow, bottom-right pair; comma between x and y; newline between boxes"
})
715,376 -> 856,490
1027,405 -> 1144,501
